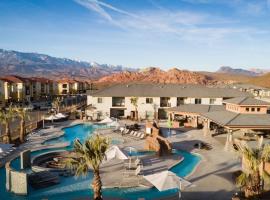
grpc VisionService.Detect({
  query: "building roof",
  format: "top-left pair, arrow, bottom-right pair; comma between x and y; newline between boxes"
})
223,97 -> 270,106
230,83 -> 267,90
1,75 -> 28,83
89,83 -> 251,98
30,77 -> 53,83
167,104 -> 225,114
202,111 -> 270,128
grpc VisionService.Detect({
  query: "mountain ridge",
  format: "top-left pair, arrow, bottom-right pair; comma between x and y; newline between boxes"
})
0,49 -> 136,79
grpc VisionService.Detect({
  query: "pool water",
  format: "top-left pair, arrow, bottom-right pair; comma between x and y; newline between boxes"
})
0,123 -> 201,200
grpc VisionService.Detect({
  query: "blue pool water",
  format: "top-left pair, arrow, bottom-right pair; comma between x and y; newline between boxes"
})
0,123 -> 201,200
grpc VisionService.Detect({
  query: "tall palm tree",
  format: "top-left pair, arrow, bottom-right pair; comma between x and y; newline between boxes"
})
52,97 -> 62,113
130,97 -> 138,121
65,135 -> 110,200
0,105 -> 15,143
14,107 -> 30,143
236,144 -> 270,198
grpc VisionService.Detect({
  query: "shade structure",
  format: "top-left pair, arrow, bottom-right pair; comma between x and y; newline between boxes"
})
98,116 -> 114,124
44,115 -> 59,121
105,145 -> 128,162
0,144 -> 14,153
143,171 -> 181,191
55,113 -> 67,119
108,121 -> 120,128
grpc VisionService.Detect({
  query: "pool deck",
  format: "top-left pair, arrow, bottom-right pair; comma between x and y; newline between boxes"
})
100,153 -> 182,188
165,128 -> 240,200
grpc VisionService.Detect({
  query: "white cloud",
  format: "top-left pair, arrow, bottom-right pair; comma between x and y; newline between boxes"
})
74,0 -> 269,44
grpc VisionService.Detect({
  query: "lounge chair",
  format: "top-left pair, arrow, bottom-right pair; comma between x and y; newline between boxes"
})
123,165 -> 142,177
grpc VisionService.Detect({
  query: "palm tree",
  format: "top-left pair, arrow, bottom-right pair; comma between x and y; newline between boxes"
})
52,97 -> 62,113
65,135 -> 110,200
130,97 -> 138,121
14,107 -> 30,143
236,144 -> 270,198
0,105 -> 15,143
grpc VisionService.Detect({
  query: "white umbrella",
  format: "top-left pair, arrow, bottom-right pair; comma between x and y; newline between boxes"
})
105,145 -> 128,162
108,121 -> 120,128
55,113 -> 67,118
143,171 -> 181,191
45,115 -> 59,121
98,116 -> 114,124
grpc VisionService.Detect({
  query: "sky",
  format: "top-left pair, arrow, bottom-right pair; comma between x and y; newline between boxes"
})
0,0 -> 270,71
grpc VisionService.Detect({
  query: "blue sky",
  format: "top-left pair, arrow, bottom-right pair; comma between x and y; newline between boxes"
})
0,0 -> 270,71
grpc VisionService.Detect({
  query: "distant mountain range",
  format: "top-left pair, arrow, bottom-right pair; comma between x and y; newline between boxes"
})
1,48 -> 270,88
0,49 -> 136,79
217,66 -> 270,76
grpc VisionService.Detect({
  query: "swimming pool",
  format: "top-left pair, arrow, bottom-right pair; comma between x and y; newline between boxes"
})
0,123 -> 201,200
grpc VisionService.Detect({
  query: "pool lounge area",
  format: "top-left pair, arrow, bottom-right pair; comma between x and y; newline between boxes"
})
0,123 -> 201,200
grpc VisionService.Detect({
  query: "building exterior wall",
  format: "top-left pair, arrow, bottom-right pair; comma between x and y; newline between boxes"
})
87,95 -> 226,120
226,103 -> 268,114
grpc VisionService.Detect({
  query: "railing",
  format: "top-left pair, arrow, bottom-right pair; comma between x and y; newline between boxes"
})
160,102 -> 171,107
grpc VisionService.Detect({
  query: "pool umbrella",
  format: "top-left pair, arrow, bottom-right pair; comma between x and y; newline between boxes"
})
98,116 -> 114,124
143,171 -> 183,192
55,113 -> 67,119
105,145 -> 128,162
44,115 -> 59,123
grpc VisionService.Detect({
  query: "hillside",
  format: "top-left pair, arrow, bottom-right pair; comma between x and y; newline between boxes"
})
0,49 -> 136,79
249,73 -> 270,88
95,67 -> 218,85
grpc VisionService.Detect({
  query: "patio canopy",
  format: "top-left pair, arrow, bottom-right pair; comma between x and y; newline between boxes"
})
105,145 -> 128,162
143,171 -> 182,191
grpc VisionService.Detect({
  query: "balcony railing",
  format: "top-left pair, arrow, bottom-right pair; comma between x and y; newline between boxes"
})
112,102 -> 125,107
160,102 -> 171,107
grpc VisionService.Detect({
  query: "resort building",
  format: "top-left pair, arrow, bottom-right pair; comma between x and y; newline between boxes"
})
58,79 -> 90,95
167,96 -> 270,149
0,75 -> 28,102
87,83 -> 250,120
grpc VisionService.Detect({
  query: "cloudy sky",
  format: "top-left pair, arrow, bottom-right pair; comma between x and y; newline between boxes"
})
0,0 -> 270,71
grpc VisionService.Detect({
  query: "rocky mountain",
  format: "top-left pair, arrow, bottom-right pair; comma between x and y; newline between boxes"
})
95,67 -> 217,85
0,49 -> 136,79
217,66 -> 260,76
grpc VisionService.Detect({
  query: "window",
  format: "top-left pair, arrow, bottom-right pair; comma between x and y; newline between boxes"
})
63,84 -> 67,88
97,97 -> 103,103
251,108 -> 255,112
257,108 -> 261,112
146,98 -> 153,104
246,108 -> 249,112
210,98 -> 216,104
195,98 -> 201,104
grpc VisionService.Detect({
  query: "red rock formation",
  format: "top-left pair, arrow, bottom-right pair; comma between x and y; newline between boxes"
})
95,67 -> 214,85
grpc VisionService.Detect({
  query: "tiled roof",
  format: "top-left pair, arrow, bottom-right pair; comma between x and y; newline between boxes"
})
90,83 -> 251,98
202,111 -> 270,127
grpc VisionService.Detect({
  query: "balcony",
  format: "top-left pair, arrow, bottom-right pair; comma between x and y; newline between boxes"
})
160,97 -> 171,107
112,97 -> 125,107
